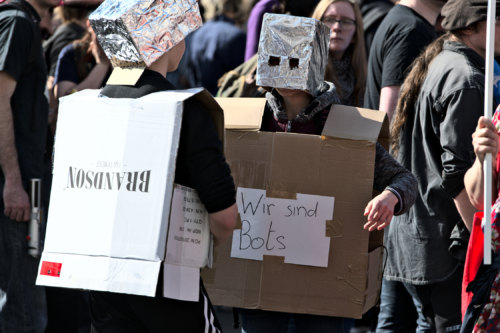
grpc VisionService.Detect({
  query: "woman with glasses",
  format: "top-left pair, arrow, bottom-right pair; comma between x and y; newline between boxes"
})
311,0 -> 367,107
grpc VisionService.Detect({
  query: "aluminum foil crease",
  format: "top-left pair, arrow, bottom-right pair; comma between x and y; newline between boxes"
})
256,13 -> 330,94
89,0 -> 202,67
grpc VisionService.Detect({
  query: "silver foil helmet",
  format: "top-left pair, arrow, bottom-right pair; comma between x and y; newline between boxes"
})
256,13 -> 330,95
89,0 -> 202,68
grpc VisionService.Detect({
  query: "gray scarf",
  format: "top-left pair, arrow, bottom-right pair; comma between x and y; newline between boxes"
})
266,81 -> 341,123
332,51 -> 356,106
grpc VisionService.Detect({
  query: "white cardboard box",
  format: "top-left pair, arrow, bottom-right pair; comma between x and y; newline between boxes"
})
37,88 -> 222,301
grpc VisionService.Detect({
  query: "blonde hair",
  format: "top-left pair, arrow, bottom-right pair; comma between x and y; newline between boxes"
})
311,0 -> 367,106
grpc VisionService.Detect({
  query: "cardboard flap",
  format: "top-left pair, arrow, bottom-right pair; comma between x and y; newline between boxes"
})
377,113 -> 390,151
216,97 -> 267,130
322,105 -> 388,142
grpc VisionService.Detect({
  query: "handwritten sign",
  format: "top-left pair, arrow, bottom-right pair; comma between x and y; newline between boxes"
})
165,184 -> 212,268
231,187 -> 333,267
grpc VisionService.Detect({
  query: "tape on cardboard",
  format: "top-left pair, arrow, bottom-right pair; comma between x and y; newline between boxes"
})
265,189 -> 297,200
106,67 -> 144,86
40,261 -> 62,277
325,219 -> 342,238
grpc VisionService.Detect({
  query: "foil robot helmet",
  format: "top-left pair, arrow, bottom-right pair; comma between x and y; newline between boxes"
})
256,13 -> 330,95
89,0 -> 202,68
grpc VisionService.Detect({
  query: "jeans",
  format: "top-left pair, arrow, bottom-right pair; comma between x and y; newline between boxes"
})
0,213 -> 47,333
239,308 -> 354,333
376,279 -> 419,332
377,267 -> 463,333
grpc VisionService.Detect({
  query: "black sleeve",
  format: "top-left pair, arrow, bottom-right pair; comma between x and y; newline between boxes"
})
220,31 -> 246,75
47,24 -> 84,77
48,35 -> 71,77
0,15 -> 34,81
54,45 -> 79,85
381,25 -> 433,88
175,99 -> 236,213
439,89 -> 484,198
373,142 -> 418,215
48,43 -> 61,77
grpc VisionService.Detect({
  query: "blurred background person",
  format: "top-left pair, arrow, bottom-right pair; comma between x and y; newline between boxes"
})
363,0 -> 445,121
53,21 -> 110,100
44,3 -> 89,90
312,0 -> 367,106
244,0 -> 319,62
244,0 -> 280,61
185,0 -> 246,95
44,1 -> 99,120
356,0 -> 394,53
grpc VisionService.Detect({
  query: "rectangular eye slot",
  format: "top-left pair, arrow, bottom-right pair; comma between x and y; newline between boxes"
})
268,56 -> 280,66
289,58 -> 299,69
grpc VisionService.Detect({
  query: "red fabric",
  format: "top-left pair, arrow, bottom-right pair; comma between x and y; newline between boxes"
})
462,212 -> 484,320
461,137 -> 500,320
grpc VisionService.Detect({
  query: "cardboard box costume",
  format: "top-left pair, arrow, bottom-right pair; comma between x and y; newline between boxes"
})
202,99 -> 386,319
202,14 -> 385,319
36,0 -> 221,302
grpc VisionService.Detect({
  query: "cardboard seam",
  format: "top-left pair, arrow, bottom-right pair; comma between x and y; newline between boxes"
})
40,252 -> 163,262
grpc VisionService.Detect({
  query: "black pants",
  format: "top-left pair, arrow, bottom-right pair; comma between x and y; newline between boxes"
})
90,282 -> 221,333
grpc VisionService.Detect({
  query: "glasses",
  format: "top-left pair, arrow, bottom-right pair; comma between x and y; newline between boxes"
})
322,17 -> 356,28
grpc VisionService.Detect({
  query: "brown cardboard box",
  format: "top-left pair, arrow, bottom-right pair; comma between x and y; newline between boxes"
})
202,98 -> 388,319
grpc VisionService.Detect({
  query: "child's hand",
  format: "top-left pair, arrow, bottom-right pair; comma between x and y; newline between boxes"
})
363,190 -> 399,231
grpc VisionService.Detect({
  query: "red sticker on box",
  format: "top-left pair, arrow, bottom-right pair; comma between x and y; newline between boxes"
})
40,261 -> 62,277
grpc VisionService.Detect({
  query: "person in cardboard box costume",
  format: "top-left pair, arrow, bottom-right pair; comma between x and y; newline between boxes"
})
236,13 -> 418,333
87,0 -> 237,331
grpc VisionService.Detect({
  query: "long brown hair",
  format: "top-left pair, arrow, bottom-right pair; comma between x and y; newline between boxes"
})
72,31 -> 94,82
390,29 -> 473,155
311,0 -> 367,106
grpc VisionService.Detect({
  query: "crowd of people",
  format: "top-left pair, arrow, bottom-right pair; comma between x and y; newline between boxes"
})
1,0 -> 500,332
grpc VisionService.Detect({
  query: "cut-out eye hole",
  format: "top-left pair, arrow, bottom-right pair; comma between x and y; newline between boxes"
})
289,58 -> 299,69
268,56 -> 280,66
